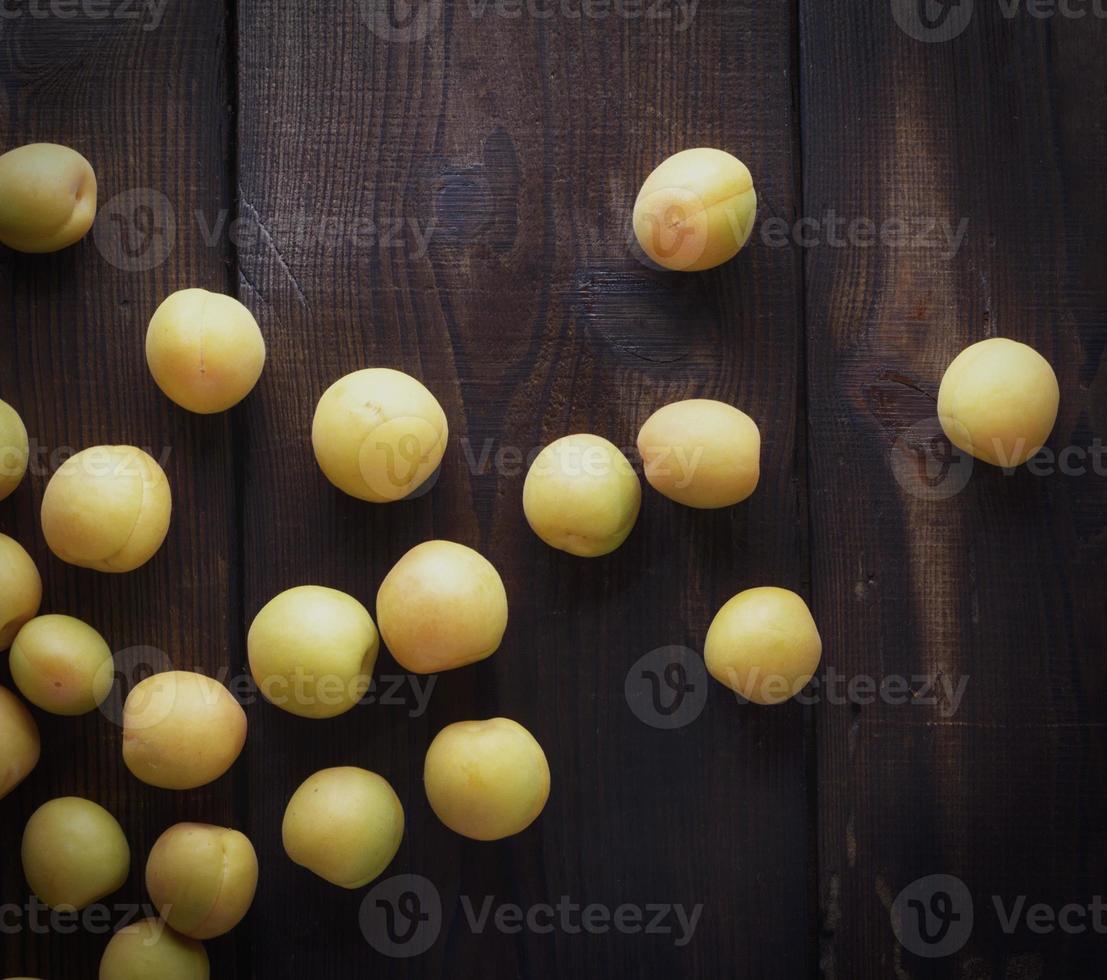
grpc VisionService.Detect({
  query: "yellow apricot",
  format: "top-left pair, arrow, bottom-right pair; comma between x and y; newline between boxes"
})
0,685 -> 40,799
98,918 -> 209,980
632,148 -> 757,272
248,585 -> 378,719
146,289 -> 266,414
10,614 -> 113,716
21,797 -> 130,910
41,445 -> 172,573
637,398 -> 760,508
282,767 -> 404,889
0,398 -> 29,501
424,718 -> 550,841
122,671 -> 246,790
938,337 -> 1059,467
0,534 -> 41,651
146,823 -> 258,939
523,434 -> 641,557
0,143 -> 97,253
312,368 -> 448,502
704,587 -> 822,705
376,540 -> 507,674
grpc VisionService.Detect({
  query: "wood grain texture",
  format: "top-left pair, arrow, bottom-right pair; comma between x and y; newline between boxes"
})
235,0 -> 810,976
0,3 -> 241,977
3,0 -> 1105,977
800,3 -> 1107,978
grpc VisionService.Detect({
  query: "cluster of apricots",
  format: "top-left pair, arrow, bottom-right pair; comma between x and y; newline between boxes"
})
0,141 -> 1059,978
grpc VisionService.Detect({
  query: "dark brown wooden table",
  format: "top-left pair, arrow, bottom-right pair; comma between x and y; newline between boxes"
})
2,1 -> 1105,976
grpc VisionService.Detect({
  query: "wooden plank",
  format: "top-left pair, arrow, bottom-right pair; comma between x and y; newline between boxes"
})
236,0 -> 811,976
0,5 -> 240,978
800,3 -> 1107,977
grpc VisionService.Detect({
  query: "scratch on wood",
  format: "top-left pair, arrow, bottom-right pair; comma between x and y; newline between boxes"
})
239,193 -> 310,310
